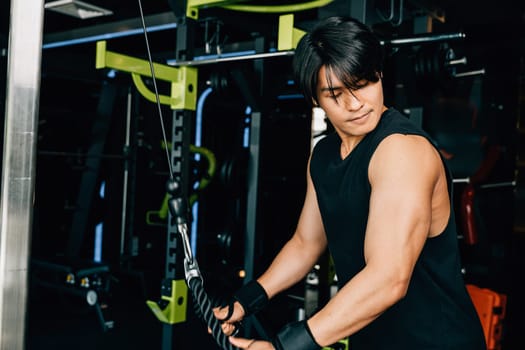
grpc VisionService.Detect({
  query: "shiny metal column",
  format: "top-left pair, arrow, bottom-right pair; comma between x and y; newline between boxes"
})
0,0 -> 44,348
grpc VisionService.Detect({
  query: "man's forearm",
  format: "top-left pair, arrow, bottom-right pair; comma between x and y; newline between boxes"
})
257,234 -> 325,299
307,264 -> 407,347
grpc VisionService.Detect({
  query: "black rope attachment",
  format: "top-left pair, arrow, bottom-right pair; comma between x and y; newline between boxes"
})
166,178 -> 239,350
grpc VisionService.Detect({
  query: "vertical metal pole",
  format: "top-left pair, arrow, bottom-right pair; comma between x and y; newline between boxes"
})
158,12 -> 195,349
243,37 -> 265,285
242,38 -> 265,338
161,110 -> 192,350
243,111 -> 261,284
120,89 -> 133,256
242,111 -> 261,339
0,0 -> 44,348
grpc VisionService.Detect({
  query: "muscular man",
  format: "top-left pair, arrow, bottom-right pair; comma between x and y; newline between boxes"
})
214,16 -> 486,350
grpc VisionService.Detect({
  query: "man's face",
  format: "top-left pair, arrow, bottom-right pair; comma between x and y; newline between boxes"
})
316,65 -> 385,140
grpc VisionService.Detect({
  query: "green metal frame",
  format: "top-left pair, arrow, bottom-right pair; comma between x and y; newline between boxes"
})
91,0 -> 334,335
95,41 -> 198,111
186,0 -> 247,19
223,0 -> 334,13
278,14 -> 306,51
146,280 -> 188,324
186,0 -> 334,18
95,41 -> 196,326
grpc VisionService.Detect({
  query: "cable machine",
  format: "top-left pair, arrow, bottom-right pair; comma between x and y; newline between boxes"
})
93,2 -> 320,348
93,1 -> 493,349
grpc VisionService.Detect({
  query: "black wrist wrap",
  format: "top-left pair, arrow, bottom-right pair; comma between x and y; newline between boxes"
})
233,280 -> 268,316
272,321 -> 321,350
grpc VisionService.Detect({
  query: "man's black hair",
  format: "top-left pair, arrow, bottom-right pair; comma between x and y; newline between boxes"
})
293,16 -> 384,107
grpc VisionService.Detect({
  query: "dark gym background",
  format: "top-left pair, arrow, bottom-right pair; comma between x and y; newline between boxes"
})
1,0 -> 524,349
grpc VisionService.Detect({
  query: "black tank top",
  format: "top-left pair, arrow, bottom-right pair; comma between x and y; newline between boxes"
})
310,108 -> 486,349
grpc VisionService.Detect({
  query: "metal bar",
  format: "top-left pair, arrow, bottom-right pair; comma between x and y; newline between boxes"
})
452,179 -> 516,189
120,90 -> 133,256
170,50 -> 295,67
96,41 -> 198,111
241,111 -> 262,341
43,12 -> 177,49
186,0 -> 248,18
381,32 -> 465,46
446,57 -> 468,66
222,0 -> 335,13
168,31 -> 463,67
453,69 -> 486,78
159,109 -> 192,349
188,0 -> 246,7
165,110 -> 191,281
453,177 -> 470,184
480,181 -> 516,190
0,0 -> 44,348
244,111 -> 261,285
96,41 -> 181,81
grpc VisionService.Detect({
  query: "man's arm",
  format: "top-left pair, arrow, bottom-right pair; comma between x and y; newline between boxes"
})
258,157 -> 328,299
307,134 -> 444,346
213,157 -> 327,326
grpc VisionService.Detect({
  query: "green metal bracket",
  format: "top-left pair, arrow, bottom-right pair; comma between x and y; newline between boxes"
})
278,14 -> 306,51
95,41 -> 198,111
223,0 -> 334,13
186,0 -> 247,19
186,0 -> 334,19
146,279 -> 188,324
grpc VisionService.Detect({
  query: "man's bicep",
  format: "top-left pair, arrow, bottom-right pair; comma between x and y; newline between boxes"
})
365,135 -> 436,270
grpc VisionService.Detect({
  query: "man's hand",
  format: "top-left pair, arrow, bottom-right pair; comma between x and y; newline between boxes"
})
229,336 -> 274,349
213,301 -> 246,336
